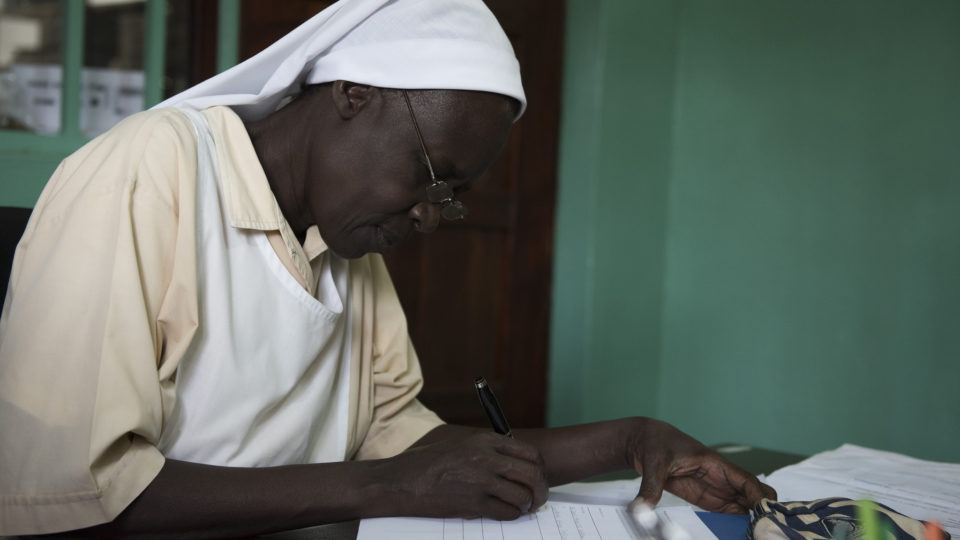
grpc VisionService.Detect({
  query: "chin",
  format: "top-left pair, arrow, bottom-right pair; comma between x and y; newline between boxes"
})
329,244 -> 369,260
329,224 -> 410,259
328,233 -> 389,260
374,242 -> 403,255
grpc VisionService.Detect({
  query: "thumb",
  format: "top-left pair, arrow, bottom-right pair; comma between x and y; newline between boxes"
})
637,460 -> 667,506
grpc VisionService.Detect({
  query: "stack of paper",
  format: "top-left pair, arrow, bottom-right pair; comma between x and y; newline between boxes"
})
357,479 -> 718,540
358,502 -> 634,539
766,444 -> 960,537
548,478 -> 695,508
357,501 -> 716,540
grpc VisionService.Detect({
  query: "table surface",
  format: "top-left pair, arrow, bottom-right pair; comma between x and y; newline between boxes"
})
257,444 -> 807,540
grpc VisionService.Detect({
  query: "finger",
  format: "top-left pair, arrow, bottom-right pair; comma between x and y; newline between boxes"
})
736,472 -> 767,508
711,457 -> 771,508
663,476 -> 713,508
487,475 -> 535,514
719,501 -> 749,514
482,494 -> 526,521
760,481 -> 777,501
672,459 -> 770,512
666,475 -> 754,514
531,477 -> 548,510
494,458 -> 548,510
637,458 -> 669,506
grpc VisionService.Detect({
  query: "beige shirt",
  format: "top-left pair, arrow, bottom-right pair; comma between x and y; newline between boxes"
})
0,106 -> 443,535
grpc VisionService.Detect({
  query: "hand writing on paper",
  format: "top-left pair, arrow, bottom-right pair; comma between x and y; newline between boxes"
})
627,419 -> 777,512
385,432 -> 549,521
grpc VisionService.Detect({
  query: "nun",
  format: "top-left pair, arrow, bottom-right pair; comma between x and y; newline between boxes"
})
0,0 -> 775,536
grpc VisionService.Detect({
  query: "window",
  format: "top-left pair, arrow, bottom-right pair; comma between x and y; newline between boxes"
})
0,0 -> 239,207
0,0 -> 64,134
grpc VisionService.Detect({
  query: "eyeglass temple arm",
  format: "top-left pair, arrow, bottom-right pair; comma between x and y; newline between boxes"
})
402,90 -> 438,182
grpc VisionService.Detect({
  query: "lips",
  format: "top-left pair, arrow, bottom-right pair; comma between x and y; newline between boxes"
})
376,226 -> 406,249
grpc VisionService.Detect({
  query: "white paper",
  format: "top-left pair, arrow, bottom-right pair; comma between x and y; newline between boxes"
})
549,478 -> 697,509
767,444 -> 960,537
79,68 -> 110,136
358,502 -> 644,540
80,67 -> 144,137
656,507 -> 716,540
357,501 -> 725,540
9,63 -> 61,134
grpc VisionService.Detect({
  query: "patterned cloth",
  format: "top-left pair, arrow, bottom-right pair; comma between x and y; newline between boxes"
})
749,498 -> 951,540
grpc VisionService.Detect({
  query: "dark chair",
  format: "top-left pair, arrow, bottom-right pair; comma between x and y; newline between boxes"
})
1,206 -> 33,303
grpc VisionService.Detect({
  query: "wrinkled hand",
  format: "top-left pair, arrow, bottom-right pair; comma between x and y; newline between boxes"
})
628,419 -> 777,513
386,432 -> 548,520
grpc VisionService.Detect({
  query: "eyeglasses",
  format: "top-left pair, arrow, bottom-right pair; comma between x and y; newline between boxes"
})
402,90 -> 468,221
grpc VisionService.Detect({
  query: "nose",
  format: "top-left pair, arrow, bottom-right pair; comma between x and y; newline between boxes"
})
408,202 -> 440,234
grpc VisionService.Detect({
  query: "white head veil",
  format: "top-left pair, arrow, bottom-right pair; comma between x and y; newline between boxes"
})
157,0 -> 526,121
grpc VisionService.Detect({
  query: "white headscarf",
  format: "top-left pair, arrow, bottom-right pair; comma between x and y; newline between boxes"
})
157,0 -> 526,121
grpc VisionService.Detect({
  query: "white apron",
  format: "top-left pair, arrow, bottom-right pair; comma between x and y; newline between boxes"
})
158,108 -> 352,467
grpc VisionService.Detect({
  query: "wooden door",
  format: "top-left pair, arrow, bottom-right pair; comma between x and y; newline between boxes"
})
239,0 -> 563,428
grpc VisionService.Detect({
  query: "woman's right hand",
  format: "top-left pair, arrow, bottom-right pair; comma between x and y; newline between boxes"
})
380,431 -> 549,521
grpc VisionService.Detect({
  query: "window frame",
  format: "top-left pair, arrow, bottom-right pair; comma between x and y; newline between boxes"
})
0,0 -> 240,207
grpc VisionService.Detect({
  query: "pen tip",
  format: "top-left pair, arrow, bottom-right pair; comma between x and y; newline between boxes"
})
474,377 -> 487,387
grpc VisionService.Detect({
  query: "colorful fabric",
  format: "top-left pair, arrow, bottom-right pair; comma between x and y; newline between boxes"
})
750,498 -> 951,540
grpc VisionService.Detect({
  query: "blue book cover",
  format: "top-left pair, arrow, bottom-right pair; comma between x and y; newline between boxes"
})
696,511 -> 750,540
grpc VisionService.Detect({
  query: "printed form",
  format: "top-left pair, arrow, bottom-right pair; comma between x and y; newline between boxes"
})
358,502 -> 642,540
357,501 -> 716,540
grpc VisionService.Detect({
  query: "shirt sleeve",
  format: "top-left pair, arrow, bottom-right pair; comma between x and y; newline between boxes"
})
353,255 -> 444,461
0,109 -> 199,535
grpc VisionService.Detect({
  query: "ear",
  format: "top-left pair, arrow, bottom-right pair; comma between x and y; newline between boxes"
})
331,80 -> 377,119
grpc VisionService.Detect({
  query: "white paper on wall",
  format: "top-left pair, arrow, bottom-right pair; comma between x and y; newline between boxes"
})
80,67 -> 144,137
9,63 -> 62,134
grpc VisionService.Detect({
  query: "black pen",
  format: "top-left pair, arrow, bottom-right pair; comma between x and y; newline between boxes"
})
474,376 -> 512,437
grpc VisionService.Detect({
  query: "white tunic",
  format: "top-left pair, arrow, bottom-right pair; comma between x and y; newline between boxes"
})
158,108 -> 352,466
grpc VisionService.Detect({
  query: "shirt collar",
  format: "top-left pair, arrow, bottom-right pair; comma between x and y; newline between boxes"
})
202,106 -> 329,261
303,226 -> 327,261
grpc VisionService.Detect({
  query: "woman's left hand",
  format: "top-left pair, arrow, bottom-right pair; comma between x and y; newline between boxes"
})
627,419 -> 777,513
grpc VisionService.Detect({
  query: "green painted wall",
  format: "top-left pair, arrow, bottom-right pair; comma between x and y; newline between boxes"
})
0,153 -> 65,207
549,0 -> 679,424
0,133 -> 84,207
551,0 -> 960,462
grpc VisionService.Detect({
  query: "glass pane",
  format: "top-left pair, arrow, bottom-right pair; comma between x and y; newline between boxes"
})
0,0 -> 64,134
81,0 -> 146,137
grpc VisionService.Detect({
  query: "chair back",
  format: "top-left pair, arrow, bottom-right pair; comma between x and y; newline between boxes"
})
1,206 -> 33,303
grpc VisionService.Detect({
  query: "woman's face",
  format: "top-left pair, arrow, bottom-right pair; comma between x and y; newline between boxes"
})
300,84 -> 516,259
